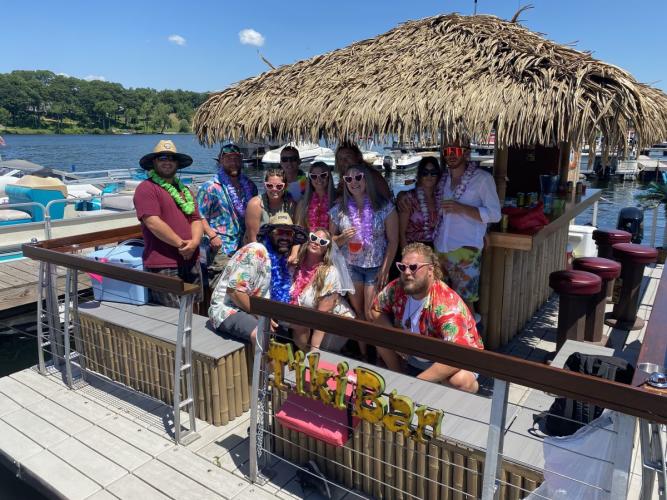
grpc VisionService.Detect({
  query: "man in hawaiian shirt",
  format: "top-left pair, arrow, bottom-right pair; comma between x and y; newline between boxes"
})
197,143 -> 258,290
370,242 -> 483,393
209,213 -> 307,343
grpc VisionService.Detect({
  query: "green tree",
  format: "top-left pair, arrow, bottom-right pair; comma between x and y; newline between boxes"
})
0,107 -> 11,125
178,119 -> 191,133
150,103 -> 171,133
93,100 -> 117,130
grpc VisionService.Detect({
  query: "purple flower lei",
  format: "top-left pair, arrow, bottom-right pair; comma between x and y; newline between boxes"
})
347,196 -> 374,243
264,238 -> 292,303
218,169 -> 255,218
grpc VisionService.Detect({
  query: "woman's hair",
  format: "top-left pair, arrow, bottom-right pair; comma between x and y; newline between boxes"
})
264,167 -> 286,182
334,141 -> 364,176
294,161 -> 335,228
401,242 -> 443,281
416,157 -> 442,185
296,228 -> 335,306
340,162 -> 388,213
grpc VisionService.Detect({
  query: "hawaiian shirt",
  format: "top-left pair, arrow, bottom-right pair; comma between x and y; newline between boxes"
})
208,242 -> 271,329
373,278 -> 484,349
197,174 -> 258,256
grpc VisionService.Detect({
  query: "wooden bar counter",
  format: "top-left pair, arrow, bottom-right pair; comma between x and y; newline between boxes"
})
478,189 -> 602,349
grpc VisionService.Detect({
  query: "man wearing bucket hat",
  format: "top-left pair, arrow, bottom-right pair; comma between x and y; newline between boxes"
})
133,140 -> 204,307
209,212 -> 306,343
197,143 -> 258,292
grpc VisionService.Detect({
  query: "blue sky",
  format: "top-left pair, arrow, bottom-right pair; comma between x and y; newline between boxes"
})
2,0 -> 666,92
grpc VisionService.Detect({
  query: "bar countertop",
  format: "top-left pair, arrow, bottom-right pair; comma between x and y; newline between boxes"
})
488,189 -> 602,251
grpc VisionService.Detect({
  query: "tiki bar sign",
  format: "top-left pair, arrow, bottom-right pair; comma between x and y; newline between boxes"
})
268,340 -> 443,441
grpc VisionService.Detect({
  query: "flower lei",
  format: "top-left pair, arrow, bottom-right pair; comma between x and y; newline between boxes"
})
148,169 -> 194,215
217,169 -> 255,218
308,193 -> 329,230
347,196 -> 374,244
433,163 -> 477,236
297,174 -> 307,196
264,239 -> 292,303
290,262 -> 321,304
416,187 -> 436,238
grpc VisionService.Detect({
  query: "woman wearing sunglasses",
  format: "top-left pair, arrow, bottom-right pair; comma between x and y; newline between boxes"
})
398,157 -> 443,249
290,228 -> 355,352
433,140 -> 501,314
330,163 -> 398,342
294,161 -> 336,232
245,168 -> 296,243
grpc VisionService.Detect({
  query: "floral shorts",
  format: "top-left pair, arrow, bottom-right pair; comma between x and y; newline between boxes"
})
437,246 -> 482,303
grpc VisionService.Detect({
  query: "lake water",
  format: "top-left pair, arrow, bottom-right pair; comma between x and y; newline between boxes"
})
0,134 -> 664,494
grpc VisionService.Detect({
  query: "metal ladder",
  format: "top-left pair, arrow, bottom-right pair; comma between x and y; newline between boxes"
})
640,420 -> 667,499
173,294 -> 198,444
36,262 -> 62,374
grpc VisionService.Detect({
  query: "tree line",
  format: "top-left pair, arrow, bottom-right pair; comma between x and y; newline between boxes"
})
0,70 -> 208,134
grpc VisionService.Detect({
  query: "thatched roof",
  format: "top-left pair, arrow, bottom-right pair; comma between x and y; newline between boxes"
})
193,13 -> 667,148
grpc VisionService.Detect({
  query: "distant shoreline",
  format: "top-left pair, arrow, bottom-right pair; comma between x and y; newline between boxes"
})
0,128 -> 189,136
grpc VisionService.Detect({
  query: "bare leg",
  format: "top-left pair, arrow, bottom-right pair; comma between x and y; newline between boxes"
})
348,282 -> 367,358
292,325 -> 311,352
448,370 -> 479,393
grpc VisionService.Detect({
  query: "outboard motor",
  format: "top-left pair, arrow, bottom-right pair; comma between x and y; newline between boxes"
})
382,155 -> 394,171
617,207 -> 644,244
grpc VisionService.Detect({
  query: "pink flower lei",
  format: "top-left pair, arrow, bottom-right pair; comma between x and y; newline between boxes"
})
347,196 -> 374,244
290,262 -> 321,304
307,193 -> 329,230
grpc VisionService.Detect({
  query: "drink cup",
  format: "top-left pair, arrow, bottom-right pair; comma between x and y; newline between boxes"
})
348,239 -> 363,254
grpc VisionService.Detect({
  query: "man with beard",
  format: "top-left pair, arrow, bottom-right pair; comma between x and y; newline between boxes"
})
209,212 -> 307,343
198,143 -> 258,290
133,140 -> 203,307
370,243 -> 483,393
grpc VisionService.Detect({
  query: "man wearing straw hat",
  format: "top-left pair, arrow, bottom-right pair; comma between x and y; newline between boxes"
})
371,242 -> 482,393
209,212 -> 306,343
197,142 -> 258,291
133,140 -> 203,307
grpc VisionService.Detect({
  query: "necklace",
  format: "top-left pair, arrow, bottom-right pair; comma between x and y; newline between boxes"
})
218,169 -> 255,218
433,162 -> 477,237
416,188 -> 436,238
290,261 -> 320,304
307,192 -> 329,230
265,239 -> 292,303
347,196 -> 373,244
148,169 -> 195,215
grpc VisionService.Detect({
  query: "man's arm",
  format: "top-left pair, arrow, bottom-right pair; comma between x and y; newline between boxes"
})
244,197 -> 261,243
227,288 -> 252,313
142,215 -> 186,249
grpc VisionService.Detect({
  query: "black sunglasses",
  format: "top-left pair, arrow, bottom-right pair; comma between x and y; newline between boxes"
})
220,144 -> 241,155
396,262 -> 432,274
156,154 -> 176,161
309,172 -> 329,181
309,232 -> 330,246
281,156 -> 300,163
343,173 -> 364,183
420,169 -> 440,177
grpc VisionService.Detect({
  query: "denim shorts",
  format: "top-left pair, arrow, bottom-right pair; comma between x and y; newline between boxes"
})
348,265 -> 380,285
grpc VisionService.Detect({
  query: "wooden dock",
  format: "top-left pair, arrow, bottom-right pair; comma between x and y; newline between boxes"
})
0,259 -> 90,314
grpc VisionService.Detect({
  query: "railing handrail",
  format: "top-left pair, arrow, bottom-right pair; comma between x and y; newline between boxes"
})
22,233 -> 199,296
249,296 -> 667,424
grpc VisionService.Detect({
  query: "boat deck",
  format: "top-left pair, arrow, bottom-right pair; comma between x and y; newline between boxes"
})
0,265 -> 662,499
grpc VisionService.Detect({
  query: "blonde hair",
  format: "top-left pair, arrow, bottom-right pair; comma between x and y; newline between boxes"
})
296,228 -> 335,306
402,242 -> 443,280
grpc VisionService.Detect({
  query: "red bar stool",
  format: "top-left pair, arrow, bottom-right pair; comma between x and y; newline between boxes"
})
549,270 -> 602,350
572,257 -> 621,343
592,229 -> 632,259
605,243 -> 658,330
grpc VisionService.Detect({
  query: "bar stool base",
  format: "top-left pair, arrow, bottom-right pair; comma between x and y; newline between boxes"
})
604,313 -> 645,331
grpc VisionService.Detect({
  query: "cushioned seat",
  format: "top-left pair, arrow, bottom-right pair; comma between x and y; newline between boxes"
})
612,243 -> 659,265
572,257 -> 621,280
549,270 -> 601,295
592,229 -> 632,245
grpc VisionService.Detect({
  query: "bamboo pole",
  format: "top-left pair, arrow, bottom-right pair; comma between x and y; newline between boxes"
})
196,359 -> 206,419
428,443 -> 439,500
494,144 -> 509,204
232,350 -> 243,417
316,435 -> 326,473
335,445 -> 344,484
344,436 -> 354,489
453,452 -> 465,500
395,431 -> 405,500
298,432 -> 308,465
441,446 -> 452,500
416,441 -> 427,499
405,436 -> 415,497
478,248 -> 493,345
240,346 -> 250,412
510,472 -> 522,500
374,424 -> 383,499
150,342 -> 160,399
218,357 -> 229,425
203,360 -> 213,423
468,457 -> 479,499
225,353 -> 235,419
487,247 -> 506,349
326,443 -> 336,479
362,421 -> 372,494
211,364 -> 221,426
500,249 -> 514,346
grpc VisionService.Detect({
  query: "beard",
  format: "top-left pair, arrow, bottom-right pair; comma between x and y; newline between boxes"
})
274,238 -> 293,254
402,275 -> 430,296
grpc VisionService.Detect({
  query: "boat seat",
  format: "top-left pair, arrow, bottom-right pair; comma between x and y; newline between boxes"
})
0,209 -> 32,222
549,270 -> 601,295
77,301 -> 250,425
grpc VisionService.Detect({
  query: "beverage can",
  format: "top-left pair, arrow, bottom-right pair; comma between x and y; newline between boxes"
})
501,214 -> 509,232
517,192 -> 525,207
567,181 -> 574,193
576,181 -> 583,195
543,194 -> 553,214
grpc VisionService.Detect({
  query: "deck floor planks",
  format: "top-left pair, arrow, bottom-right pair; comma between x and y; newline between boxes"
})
75,425 -> 153,472
133,459 -> 226,499
50,437 -> 128,488
105,474 -> 172,500
0,419 -> 44,464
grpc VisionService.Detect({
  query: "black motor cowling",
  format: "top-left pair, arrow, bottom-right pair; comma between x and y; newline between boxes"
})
617,207 -> 644,244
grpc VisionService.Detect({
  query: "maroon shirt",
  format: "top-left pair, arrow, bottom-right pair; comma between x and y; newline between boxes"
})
133,179 -> 200,269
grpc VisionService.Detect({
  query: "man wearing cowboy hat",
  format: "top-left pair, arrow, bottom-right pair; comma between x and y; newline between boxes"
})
209,212 -> 306,343
133,140 -> 204,307
197,143 -> 258,291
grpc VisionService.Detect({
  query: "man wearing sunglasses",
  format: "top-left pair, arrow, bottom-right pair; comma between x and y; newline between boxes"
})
433,139 -> 501,315
280,146 -> 307,202
197,142 -> 258,291
134,140 -> 204,308
209,212 -> 307,343
370,243 -> 483,393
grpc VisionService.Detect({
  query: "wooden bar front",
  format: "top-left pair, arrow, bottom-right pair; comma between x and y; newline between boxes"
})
479,190 -> 602,349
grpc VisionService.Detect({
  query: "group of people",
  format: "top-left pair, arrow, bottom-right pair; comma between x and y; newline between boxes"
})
133,138 -> 501,393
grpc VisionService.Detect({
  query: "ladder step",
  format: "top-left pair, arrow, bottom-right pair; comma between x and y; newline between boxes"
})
179,398 -> 193,409
180,363 -> 191,372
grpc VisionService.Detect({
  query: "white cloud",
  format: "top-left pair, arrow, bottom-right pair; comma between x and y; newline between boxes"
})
168,34 -> 186,46
239,28 -> 265,47
84,75 -> 106,81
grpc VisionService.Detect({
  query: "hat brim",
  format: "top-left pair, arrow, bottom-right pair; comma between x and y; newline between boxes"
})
257,223 -> 307,245
139,152 -> 193,170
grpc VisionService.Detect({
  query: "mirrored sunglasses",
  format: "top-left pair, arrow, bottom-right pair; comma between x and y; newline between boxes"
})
265,182 -> 285,191
395,262 -> 432,274
281,156 -> 300,163
156,154 -> 176,162
444,147 -> 467,158
308,232 -> 330,247
343,173 -> 364,183
309,172 -> 329,181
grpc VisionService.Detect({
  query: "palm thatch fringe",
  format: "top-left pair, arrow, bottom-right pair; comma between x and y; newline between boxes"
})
193,13 -> 667,148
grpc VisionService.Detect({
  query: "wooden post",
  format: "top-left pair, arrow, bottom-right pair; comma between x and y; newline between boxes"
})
494,144 -> 508,204
558,141 -> 572,185
587,134 -> 596,173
